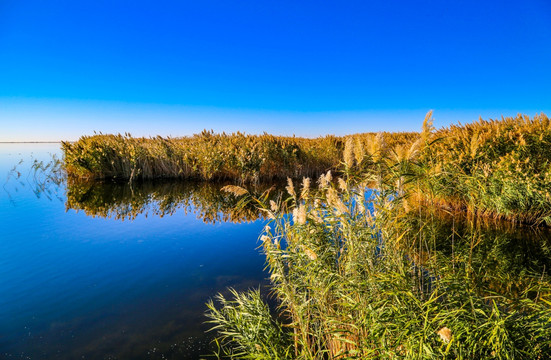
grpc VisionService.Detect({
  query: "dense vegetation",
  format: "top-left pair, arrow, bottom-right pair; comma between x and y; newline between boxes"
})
22,112 -> 551,357
62,112 -> 551,225
61,131 -> 416,183
206,127 -> 551,359
418,113 -> 551,225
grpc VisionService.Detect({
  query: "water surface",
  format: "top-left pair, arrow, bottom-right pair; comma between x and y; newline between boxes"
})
0,143 -> 271,359
2,143 -> 550,359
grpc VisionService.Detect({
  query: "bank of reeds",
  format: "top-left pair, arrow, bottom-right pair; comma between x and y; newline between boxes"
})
61,131 -> 416,183
62,112 -> 551,224
206,146 -> 551,359
417,113 -> 551,226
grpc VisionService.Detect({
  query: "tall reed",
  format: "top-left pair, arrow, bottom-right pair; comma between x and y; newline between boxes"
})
62,112 -> 551,224
418,113 -> 551,225
206,132 -> 551,359
61,131 -> 416,183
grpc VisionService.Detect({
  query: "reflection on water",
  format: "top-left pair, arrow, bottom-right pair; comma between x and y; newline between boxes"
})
65,179 -> 281,223
402,209 -> 551,303
0,144 -> 272,359
1,145 -> 550,358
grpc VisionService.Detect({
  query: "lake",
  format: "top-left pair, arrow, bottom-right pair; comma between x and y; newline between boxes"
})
1,143 -> 550,359
0,143 -> 272,359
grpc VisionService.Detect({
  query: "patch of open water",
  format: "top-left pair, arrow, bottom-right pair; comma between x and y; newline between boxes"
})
0,143 -> 270,359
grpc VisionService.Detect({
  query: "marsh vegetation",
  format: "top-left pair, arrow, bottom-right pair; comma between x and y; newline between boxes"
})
205,113 -> 551,359
63,113 -> 551,225
40,112 -> 551,358
208,176 -> 551,358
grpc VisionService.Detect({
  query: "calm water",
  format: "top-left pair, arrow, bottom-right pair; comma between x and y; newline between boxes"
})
2,144 -> 551,359
0,143 -> 271,359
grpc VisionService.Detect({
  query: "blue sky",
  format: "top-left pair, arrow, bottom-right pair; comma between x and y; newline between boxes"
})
1,0 -> 550,141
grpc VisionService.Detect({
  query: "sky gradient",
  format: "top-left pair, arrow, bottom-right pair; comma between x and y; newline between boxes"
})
1,0 -> 550,141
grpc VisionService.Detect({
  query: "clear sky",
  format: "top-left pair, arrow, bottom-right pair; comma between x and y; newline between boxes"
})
1,0 -> 550,141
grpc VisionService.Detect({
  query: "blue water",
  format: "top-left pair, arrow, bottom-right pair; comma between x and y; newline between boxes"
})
0,144 -> 269,359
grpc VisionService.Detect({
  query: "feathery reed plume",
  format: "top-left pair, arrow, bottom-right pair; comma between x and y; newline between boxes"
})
319,170 -> 333,189
437,327 -> 452,343
421,110 -> 434,145
270,200 -> 279,212
286,177 -> 296,198
343,136 -> 355,169
221,185 -> 249,196
367,132 -> 385,162
338,177 -> 347,191
354,137 -> 364,166
302,246 -> 317,261
300,177 -> 311,200
292,203 -> 307,225
355,193 -> 366,215
327,187 -> 348,214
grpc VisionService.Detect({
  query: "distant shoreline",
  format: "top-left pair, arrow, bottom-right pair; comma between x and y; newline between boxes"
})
0,141 -> 64,144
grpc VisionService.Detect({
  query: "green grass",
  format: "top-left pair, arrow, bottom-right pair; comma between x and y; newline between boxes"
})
206,135 -> 551,359
205,288 -> 293,359
417,112 -> 551,225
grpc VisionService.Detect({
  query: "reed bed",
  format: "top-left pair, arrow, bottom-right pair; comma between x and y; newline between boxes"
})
11,114 -> 551,357
206,123 -> 551,358
61,131 -> 416,183
417,113 -> 551,226
62,112 -> 551,224
206,150 -> 551,359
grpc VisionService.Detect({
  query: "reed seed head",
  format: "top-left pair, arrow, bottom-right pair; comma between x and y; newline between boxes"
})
338,177 -> 347,191
270,200 -> 279,212
221,185 -> 249,196
303,246 -> 318,260
301,177 -> 311,199
327,187 -> 348,214
344,137 -> 355,169
293,204 -> 307,225
286,178 -> 296,198
437,327 -> 452,343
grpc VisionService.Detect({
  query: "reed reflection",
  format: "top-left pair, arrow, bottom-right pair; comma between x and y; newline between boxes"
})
6,154 -> 551,304
402,208 -> 551,300
65,179 -> 282,223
